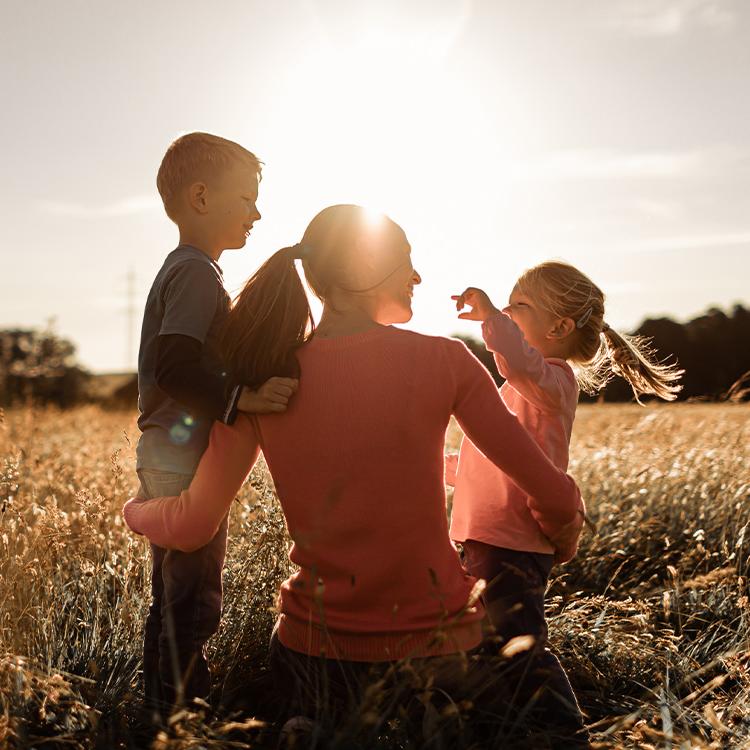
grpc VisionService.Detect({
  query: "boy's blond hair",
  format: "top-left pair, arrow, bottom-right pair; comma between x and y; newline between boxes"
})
517,261 -> 683,402
156,132 -> 262,221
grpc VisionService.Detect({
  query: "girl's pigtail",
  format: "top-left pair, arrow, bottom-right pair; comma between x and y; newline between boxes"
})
600,325 -> 683,403
221,246 -> 314,389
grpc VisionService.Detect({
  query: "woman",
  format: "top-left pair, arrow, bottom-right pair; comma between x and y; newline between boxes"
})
124,205 -> 584,738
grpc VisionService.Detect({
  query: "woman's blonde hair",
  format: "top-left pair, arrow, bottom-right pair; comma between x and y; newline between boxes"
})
516,261 -> 683,402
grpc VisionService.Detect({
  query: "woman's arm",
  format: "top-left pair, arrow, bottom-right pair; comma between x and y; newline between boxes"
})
482,312 -> 577,413
446,339 -> 581,537
123,415 -> 261,551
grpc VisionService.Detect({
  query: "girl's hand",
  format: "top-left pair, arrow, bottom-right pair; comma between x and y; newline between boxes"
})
451,287 -> 501,322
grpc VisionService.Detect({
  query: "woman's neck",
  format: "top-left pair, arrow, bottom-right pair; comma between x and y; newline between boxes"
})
315,303 -> 383,339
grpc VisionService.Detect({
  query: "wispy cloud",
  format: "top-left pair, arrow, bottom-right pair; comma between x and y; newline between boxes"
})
601,0 -> 737,37
38,194 -> 161,218
513,145 -> 748,182
513,148 -> 705,181
627,230 -> 750,252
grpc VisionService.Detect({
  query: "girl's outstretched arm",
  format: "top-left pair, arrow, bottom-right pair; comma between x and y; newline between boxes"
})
482,312 -> 577,413
445,338 -> 581,536
123,415 -> 261,552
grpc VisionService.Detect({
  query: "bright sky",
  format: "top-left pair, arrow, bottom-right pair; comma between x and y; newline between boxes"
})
2,0 -> 749,372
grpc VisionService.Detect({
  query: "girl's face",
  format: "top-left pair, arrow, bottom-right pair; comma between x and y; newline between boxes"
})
502,285 -> 559,353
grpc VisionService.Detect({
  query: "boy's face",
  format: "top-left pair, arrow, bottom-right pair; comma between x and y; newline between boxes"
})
206,165 -> 261,250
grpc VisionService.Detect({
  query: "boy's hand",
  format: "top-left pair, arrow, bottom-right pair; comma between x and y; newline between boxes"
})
451,287 -> 501,322
238,377 -> 299,414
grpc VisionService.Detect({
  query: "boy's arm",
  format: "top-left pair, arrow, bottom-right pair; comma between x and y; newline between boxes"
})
446,339 -> 581,538
482,312 -> 577,413
156,334 -> 234,421
123,415 -> 260,551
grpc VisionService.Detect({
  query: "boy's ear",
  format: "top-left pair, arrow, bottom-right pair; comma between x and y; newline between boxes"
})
187,182 -> 209,214
549,317 -> 575,339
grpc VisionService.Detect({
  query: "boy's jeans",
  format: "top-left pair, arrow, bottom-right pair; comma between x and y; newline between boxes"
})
137,469 -> 229,716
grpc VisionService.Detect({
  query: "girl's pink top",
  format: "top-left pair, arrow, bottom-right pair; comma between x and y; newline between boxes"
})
450,313 -> 584,561
124,326 -> 581,662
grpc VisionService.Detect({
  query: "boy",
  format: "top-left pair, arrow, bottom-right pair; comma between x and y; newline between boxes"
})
136,132 -> 297,718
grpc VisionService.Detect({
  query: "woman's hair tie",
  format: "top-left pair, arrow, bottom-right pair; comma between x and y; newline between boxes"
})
576,306 -> 593,329
288,243 -> 311,260
601,322 -> 610,333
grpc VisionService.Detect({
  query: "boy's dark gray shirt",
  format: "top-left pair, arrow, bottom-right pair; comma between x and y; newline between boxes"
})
137,245 -> 230,474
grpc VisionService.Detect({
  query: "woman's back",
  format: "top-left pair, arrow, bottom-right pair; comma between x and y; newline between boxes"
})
256,326 -> 482,659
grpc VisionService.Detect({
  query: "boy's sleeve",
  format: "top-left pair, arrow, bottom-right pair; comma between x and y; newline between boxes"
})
481,312 -> 577,413
123,415 -> 260,551
155,260 -> 241,423
160,260 -> 221,343
445,338 -> 581,538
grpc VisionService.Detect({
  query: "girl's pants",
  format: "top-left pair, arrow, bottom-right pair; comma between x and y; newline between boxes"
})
461,539 -> 586,739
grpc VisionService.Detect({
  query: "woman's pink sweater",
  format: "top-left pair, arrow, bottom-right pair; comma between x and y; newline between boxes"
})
124,326 -> 581,662
450,313 -> 584,561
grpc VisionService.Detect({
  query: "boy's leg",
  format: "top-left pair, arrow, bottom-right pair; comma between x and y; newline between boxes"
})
137,470 -> 195,719
143,541 -> 166,716
462,540 -> 586,742
158,513 -> 229,708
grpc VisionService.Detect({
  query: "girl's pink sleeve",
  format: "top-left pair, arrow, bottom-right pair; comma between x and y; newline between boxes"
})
445,339 -> 581,537
123,415 -> 261,552
444,452 -> 459,487
481,313 -> 577,413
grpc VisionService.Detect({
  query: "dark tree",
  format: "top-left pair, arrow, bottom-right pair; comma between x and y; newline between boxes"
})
0,327 -> 90,407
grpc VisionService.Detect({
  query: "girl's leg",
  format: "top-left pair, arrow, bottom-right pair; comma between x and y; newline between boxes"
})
462,540 -> 587,744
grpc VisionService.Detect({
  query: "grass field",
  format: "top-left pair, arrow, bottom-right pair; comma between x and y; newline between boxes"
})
0,403 -> 748,748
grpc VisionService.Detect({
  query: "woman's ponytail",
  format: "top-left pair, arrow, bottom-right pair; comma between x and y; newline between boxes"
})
221,246 -> 314,389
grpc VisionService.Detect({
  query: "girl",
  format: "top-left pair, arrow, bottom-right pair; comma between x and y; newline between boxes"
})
448,261 -> 683,736
124,208 -> 584,743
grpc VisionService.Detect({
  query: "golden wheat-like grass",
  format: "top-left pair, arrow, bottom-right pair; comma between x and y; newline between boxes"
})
0,403 -> 748,748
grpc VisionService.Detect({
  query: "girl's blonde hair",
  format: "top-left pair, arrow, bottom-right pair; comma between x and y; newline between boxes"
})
516,261 -> 683,402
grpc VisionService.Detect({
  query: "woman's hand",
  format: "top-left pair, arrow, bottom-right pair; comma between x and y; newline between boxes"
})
238,377 -> 299,414
451,287 -> 501,322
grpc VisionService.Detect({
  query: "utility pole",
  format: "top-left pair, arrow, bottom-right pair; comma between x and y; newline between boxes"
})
126,267 -> 136,372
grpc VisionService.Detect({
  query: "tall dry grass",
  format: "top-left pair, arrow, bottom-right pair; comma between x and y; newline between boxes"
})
0,403 -> 748,748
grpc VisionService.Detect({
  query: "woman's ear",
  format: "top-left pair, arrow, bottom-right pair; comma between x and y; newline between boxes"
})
548,317 -> 576,339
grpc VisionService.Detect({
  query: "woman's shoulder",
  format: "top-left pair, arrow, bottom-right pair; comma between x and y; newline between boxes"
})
387,327 -> 472,354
